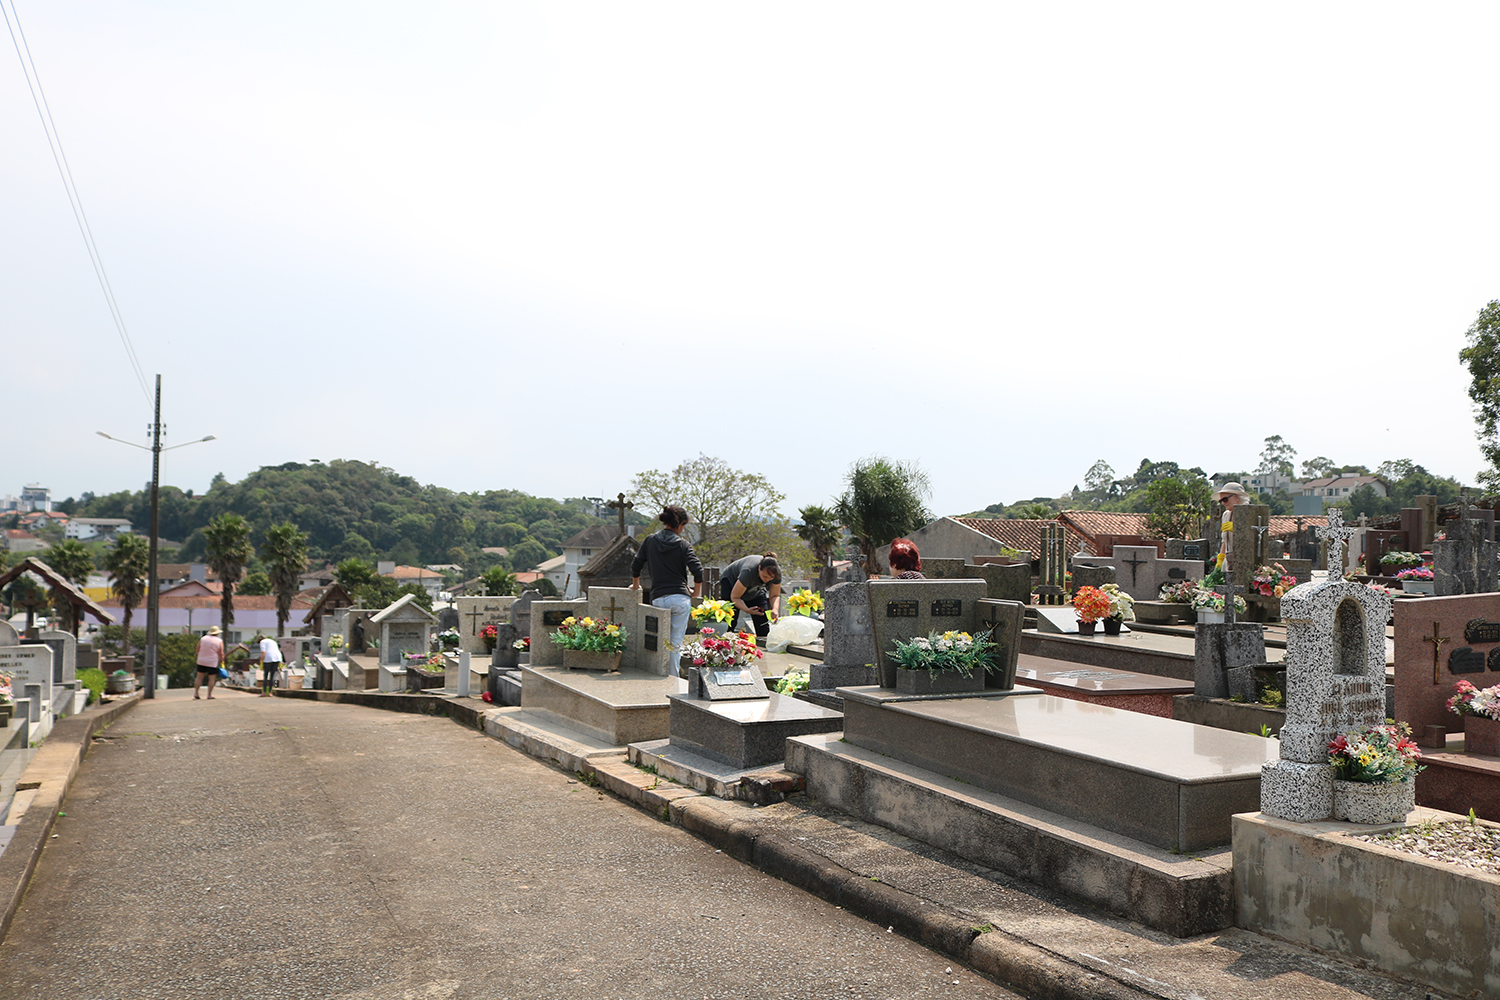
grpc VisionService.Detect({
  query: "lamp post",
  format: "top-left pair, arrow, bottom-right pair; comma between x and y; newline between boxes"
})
98,374 -> 215,698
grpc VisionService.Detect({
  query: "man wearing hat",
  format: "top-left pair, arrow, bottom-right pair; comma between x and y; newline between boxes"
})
193,626 -> 226,700
1211,482 -> 1253,579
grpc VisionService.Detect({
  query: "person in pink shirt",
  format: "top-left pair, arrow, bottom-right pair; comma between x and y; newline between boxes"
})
193,626 -> 225,700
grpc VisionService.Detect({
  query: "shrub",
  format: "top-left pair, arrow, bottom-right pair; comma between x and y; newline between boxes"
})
157,633 -> 202,689
78,667 -> 106,705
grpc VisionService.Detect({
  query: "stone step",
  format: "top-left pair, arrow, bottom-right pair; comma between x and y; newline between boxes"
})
519,665 -> 679,745
666,691 -> 842,770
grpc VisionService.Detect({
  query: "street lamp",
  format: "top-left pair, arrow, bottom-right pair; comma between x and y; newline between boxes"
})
97,374 -> 215,699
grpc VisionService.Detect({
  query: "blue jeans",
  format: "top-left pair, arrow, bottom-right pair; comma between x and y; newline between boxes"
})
651,593 -> 693,653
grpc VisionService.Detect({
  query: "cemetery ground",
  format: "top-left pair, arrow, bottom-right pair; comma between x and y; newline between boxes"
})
0,691 -> 1445,1000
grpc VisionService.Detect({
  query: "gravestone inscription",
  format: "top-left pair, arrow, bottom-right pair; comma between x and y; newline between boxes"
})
867,579 -> 987,688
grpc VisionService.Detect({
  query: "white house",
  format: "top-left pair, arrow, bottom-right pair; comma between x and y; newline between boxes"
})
65,517 -> 133,541
557,525 -> 641,599
1295,475 -> 1389,499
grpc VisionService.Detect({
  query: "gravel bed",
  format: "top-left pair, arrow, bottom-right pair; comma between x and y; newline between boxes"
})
1349,819 -> 1500,875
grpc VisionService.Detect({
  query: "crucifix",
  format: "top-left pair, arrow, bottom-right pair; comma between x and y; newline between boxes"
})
1122,551 -> 1147,586
1253,522 -> 1272,563
606,492 -> 633,537
1423,621 -> 1451,685
465,605 -> 488,635
1319,508 -> 1355,578
601,595 -> 624,623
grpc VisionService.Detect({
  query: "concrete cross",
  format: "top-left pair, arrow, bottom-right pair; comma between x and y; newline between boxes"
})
1319,508 -> 1355,578
465,605 -> 488,635
1213,580 -> 1245,625
1424,621 -> 1451,685
606,493 -> 633,537
601,595 -> 624,623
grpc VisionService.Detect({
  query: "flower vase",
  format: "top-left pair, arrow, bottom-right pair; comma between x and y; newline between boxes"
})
1102,617 -> 1123,636
1464,715 -> 1500,757
1077,620 -> 1097,636
1197,611 -> 1225,625
1331,779 -> 1416,825
562,648 -> 623,672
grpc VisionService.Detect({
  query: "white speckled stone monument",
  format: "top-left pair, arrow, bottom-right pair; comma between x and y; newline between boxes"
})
1260,510 -> 1392,822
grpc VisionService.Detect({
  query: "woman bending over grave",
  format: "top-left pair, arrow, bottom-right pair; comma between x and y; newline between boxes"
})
629,505 -> 704,654
720,553 -> 782,638
887,538 -> 925,579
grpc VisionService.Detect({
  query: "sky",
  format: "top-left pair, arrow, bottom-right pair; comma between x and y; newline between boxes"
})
4,2 -> 1498,521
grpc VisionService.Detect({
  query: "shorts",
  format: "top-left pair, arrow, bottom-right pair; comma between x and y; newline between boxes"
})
196,665 -> 218,676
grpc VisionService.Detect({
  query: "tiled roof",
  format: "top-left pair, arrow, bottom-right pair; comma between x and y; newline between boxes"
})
1055,510 -> 1152,539
951,517 -> 1086,554
113,594 -> 316,611
1269,514 -> 1326,537
561,525 -> 622,549
388,565 -> 442,580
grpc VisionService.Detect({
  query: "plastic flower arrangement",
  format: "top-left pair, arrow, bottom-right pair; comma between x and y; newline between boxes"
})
327,634 -> 345,651
437,628 -> 461,649
1447,679 -> 1500,720
1099,583 -> 1135,621
786,589 -> 824,617
1394,566 -> 1434,581
1190,589 -> 1248,615
680,626 -> 762,671
1327,722 -> 1423,784
1251,563 -> 1299,599
890,629 -> 998,679
1071,586 -> 1113,624
480,624 -> 499,646
1363,581 -> 1398,598
0,670 -> 11,705
512,637 -> 530,651
551,616 -> 628,654
691,599 -> 737,624
1158,580 -> 1197,604
774,668 -> 810,695
1378,551 -> 1424,571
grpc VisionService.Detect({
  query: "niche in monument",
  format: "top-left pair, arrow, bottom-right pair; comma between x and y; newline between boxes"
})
1333,597 -> 1365,676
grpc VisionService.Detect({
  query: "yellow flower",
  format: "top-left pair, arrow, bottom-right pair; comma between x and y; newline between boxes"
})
562,617 -> 577,626
606,624 -> 619,635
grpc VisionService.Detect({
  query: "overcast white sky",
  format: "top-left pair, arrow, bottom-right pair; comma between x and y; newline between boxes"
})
4,2 -> 1497,519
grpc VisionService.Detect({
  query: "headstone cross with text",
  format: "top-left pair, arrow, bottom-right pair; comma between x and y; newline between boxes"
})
606,493 -> 633,537
466,606 -> 488,633
1423,621 -> 1451,685
1319,507 -> 1355,578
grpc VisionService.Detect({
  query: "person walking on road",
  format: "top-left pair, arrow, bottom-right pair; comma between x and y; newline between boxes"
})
192,626 -> 225,700
257,633 -> 284,696
630,504 -> 704,654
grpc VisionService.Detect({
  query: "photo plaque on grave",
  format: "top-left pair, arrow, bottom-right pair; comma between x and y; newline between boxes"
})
1449,647 -> 1486,674
644,634 -> 658,651
541,610 -> 573,628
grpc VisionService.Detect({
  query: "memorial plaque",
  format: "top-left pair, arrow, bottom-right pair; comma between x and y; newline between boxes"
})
1168,567 -> 1186,579
886,600 -> 919,618
1489,647 -> 1500,672
645,614 -> 659,634
931,599 -> 963,618
541,610 -> 574,628
643,634 -> 658,652
1182,544 -> 1201,560
1464,618 -> 1500,645
1449,647 -> 1487,674
692,659 -> 771,700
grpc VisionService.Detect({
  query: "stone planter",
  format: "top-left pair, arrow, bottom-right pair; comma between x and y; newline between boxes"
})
105,674 -> 136,694
1464,715 -> 1500,757
1102,617 -> 1124,636
1331,778 -> 1416,825
1077,620 -> 1097,636
895,668 -> 986,696
1197,611 -> 1225,625
562,648 -> 622,672
1400,580 -> 1435,595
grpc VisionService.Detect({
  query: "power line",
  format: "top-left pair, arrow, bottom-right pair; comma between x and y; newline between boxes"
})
3,0 -> 151,404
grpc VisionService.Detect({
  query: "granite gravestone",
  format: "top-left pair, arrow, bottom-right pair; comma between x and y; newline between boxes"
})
437,606 -> 460,632
0,621 -> 19,647
1068,562 -> 1116,594
974,598 -> 1024,690
867,578 -> 988,688
39,628 -> 76,685
509,590 -> 543,639
0,644 -> 53,724
812,582 -> 875,689
455,595 -> 517,654
1392,593 -> 1500,742
917,559 -> 1030,603
690,659 -> 770,700
1259,571 -> 1392,823
1433,519 -> 1498,597
1165,538 -> 1208,563
525,599 -> 587,667
586,586 -> 672,675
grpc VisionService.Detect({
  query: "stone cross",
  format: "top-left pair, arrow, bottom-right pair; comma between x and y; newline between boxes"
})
465,605 -> 488,634
600,595 -> 625,623
606,492 -> 633,537
1213,580 -> 1245,625
1423,621 -> 1451,685
1319,508 -> 1355,577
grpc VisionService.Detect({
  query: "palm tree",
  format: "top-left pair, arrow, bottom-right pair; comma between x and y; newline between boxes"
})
203,513 -> 254,637
833,457 -> 932,577
480,566 -> 515,597
794,505 -> 842,567
105,533 -> 151,640
262,522 -> 309,637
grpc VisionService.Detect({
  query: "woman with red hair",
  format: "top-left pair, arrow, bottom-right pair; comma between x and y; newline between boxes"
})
887,538 -> 924,579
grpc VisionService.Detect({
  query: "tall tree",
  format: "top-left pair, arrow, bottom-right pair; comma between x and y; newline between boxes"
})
262,522 -> 309,637
833,457 -> 932,576
204,513 -> 254,637
1143,474 -> 1212,540
105,533 -> 150,636
334,557 -> 378,595
1300,456 -> 1335,480
480,566 -> 515,597
631,454 -> 786,564
44,539 -> 96,632
1082,459 -> 1115,504
794,505 -> 842,567
1256,435 -> 1298,478
1460,299 -> 1500,490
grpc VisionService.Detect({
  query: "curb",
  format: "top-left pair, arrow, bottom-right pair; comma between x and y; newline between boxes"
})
0,692 -> 143,946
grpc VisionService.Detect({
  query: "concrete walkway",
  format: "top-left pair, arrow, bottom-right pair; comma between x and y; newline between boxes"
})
0,689 -> 1018,999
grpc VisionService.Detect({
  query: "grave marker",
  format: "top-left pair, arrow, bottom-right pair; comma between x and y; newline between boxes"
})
812,581 -> 875,689
866,579 -> 987,688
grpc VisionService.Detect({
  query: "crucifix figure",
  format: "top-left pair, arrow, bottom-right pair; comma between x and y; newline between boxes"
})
1423,621 -> 1451,685
606,493 -> 633,537
1253,522 -> 1271,563
1319,507 -> 1355,578
1122,551 -> 1147,586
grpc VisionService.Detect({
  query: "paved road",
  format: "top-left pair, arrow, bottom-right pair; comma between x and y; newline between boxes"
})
0,690 -> 1017,999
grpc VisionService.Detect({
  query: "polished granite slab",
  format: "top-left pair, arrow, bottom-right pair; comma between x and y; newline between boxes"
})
519,665 -> 685,745
836,686 -> 1277,851
1014,656 -> 1194,717
668,691 -> 843,769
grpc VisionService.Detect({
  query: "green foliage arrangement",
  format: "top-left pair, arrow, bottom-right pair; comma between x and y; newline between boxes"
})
157,633 -> 203,689
551,616 -> 628,654
77,667 -> 106,705
890,629 -> 997,679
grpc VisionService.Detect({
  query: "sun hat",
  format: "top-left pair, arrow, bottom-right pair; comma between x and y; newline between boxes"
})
207,626 -> 222,635
1214,482 -> 1251,502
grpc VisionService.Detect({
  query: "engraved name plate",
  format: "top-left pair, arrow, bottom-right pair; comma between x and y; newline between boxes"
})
1449,647 -> 1487,674
1465,618 -> 1500,644
886,600 -> 919,618
931,599 -> 962,617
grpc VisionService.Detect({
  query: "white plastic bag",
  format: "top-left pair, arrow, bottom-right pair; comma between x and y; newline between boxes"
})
764,614 -> 824,653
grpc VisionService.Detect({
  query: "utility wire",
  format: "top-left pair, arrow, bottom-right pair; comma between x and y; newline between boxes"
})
3,0 -> 151,404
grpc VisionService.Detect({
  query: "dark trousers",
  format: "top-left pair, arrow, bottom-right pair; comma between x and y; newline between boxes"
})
262,663 -> 280,692
718,578 -> 770,637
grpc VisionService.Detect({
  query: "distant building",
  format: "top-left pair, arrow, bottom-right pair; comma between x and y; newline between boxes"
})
1295,475 -> 1389,499
384,564 -> 445,601
65,517 -> 133,541
3,529 -> 47,554
20,484 -> 50,512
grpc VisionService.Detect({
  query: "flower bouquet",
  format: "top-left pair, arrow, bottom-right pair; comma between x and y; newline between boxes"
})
890,629 -> 998,694
691,599 -> 737,625
1449,680 -> 1500,755
553,615 -> 628,671
1190,588 -> 1248,618
1251,563 -> 1298,599
1378,551 -> 1424,573
1394,566 -> 1433,581
1099,583 -> 1135,621
1327,722 -> 1422,822
0,671 -> 11,724
1071,586 -> 1113,634
480,623 -> 498,653
512,636 -> 530,651
786,589 -> 824,617
437,627 -> 461,649
1158,580 -> 1197,604
327,633 -> 345,652
681,626 -> 762,672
